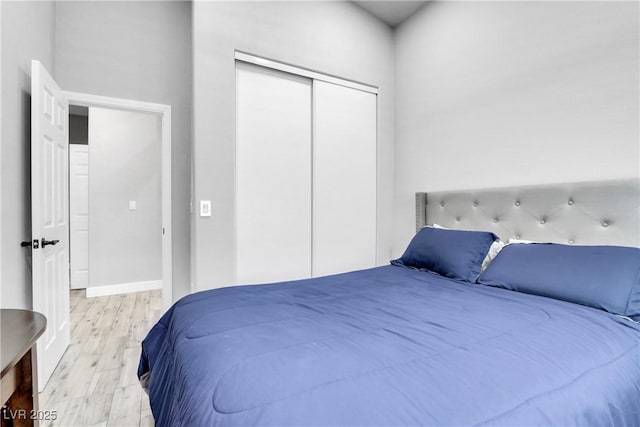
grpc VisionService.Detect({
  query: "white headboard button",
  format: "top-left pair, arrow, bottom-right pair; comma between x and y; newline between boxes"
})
569,239 -> 575,244
540,219 -> 546,225
473,201 -> 478,207
440,202 -> 444,207
515,201 -> 520,207
602,221 -> 609,228
456,217 -> 461,222
515,234 -> 521,239
568,199 -> 574,206
493,218 -> 499,223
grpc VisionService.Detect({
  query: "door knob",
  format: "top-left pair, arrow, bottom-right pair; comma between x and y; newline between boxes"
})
41,238 -> 60,248
20,239 -> 39,249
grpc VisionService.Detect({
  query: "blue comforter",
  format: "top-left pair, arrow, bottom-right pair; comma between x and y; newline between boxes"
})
139,265 -> 640,426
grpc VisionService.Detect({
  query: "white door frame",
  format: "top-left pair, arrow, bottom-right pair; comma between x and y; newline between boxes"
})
64,91 -> 173,308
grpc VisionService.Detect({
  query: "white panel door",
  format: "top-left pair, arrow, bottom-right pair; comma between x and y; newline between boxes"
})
69,144 -> 89,289
236,62 -> 312,284
31,60 -> 71,391
313,81 -> 377,277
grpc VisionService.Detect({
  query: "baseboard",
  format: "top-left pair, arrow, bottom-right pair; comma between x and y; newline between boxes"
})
86,280 -> 162,298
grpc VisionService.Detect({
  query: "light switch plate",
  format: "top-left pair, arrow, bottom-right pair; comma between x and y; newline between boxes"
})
200,200 -> 212,217
129,200 -> 136,211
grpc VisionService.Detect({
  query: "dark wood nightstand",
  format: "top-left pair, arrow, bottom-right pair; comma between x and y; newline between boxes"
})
1,310 -> 46,427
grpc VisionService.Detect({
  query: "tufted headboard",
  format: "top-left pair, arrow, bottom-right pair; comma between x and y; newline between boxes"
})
416,179 -> 640,247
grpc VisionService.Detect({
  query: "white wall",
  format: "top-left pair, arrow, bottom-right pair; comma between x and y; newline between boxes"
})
394,1 -> 640,254
1,0 -> 56,309
88,108 -> 162,287
192,1 -> 394,290
55,1 -> 192,300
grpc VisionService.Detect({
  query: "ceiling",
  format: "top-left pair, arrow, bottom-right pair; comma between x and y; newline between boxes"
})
353,1 -> 429,28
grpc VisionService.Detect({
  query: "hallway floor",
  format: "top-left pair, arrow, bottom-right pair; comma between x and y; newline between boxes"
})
39,289 -> 163,426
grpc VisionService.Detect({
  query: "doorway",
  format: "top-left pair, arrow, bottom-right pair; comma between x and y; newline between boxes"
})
30,60 -> 173,392
65,92 -> 173,308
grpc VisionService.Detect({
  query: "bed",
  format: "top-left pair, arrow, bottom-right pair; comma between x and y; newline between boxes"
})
139,179 -> 640,426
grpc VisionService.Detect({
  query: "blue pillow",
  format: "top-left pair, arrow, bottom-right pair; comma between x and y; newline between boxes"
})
477,243 -> 640,319
392,227 -> 498,282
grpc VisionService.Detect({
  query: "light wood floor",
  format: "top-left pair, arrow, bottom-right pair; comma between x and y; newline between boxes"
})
39,289 -> 163,427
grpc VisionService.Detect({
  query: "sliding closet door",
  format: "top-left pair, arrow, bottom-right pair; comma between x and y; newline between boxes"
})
236,62 -> 312,284
313,81 -> 377,277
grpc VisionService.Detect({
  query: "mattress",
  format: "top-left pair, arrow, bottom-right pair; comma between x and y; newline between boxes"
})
139,265 -> 640,426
